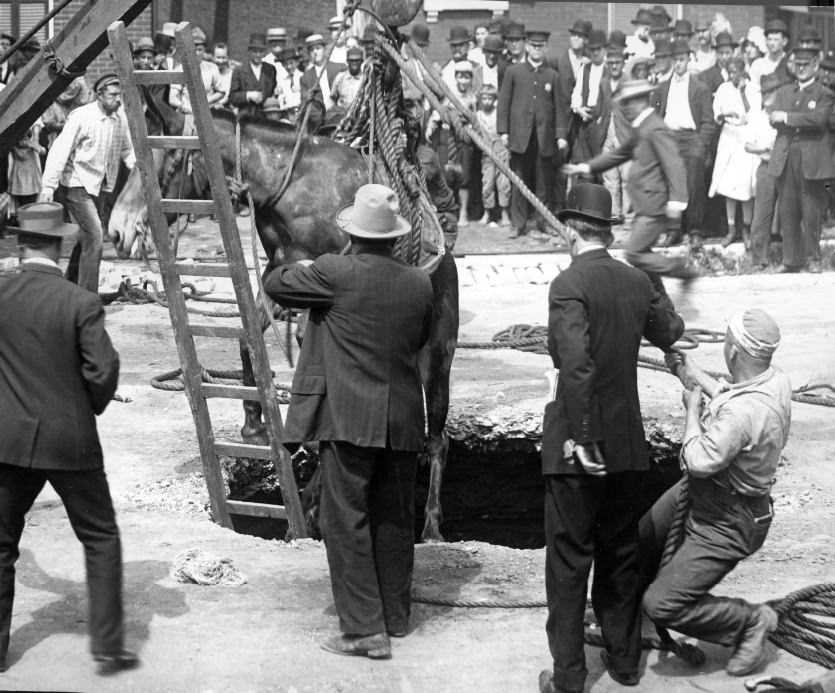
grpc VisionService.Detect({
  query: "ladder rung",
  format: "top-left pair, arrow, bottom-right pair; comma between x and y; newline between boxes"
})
226,500 -> 288,519
161,199 -> 216,214
133,69 -> 188,85
189,324 -> 246,339
215,440 -> 272,459
202,383 -> 260,400
148,135 -> 202,149
175,262 -> 231,277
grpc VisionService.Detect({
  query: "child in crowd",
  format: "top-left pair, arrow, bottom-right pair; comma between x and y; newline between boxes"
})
475,84 -> 510,227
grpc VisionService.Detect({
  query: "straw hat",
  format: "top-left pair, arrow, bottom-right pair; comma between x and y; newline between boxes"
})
8,202 -> 78,237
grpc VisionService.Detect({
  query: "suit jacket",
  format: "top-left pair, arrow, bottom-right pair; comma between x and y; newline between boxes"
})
299,62 -> 346,128
554,50 -> 585,140
697,64 -> 726,95
598,77 -> 631,149
264,248 -> 433,451
652,73 -> 716,148
768,81 -> 835,181
497,60 -> 561,157
585,110 -> 688,216
0,61 -> 13,85
229,60 -> 278,117
542,249 -> 683,475
0,263 -> 119,470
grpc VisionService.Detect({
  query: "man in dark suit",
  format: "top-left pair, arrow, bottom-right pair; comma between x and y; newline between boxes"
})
264,184 -> 433,661
538,183 -> 683,693
768,48 -> 835,273
481,34 -> 507,91
0,32 -> 15,85
698,31 -> 735,95
229,32 -> 277,118
564,79 -> 697,293
0,202 -> 135,676
497,29 -> 561,239
652,39 -> 715,246
298,33 -> 346,134
599,33 -> 632,227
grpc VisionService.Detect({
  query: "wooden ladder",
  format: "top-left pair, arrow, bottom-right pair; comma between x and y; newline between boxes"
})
107,20 -> 307,538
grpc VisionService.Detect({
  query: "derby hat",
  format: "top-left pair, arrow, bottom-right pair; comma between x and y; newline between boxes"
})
267,27 -> 288,42
8,202 -> 78,238
132,36 -> 155,55
487,18 -> 504,36
673,19 -> 694,36
336,184 -> 411,239
613,78 -> 656,102
22,37 -> 40,50
607,31 -> 627,54
557,183 -> 613,224
279,46 -> 300,62
764,19 -> 789,37
569,20 -> 592,38
797,26 -> 822,47
483,35 -> 504,53
671,38 -> 691,57
0,32 -> 15,43
304,33 -> 325,48
650,5 -> 672,23
631,9 -> 653,26
821,50 -> 835,71
504,21 -> 526,41
587,29 -> 607,50
361,25 -> 377,43
714,31 -> 737,49
448,26 -> 470,44
650,14 -> 671,32
410,23 -> 430,46
653,38 -> 673,58
527,29 -> 551,44
248,32 -> 268,50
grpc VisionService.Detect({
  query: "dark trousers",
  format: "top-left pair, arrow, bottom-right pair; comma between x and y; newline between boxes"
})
318,441 -> 418,636
509,131 -> 555,232
626,215 -> 688,291
779,143 -> 825,268
544,472 -> 643,692
640,478 -> 772,647
674,130 -> 706,236
0,464 -> 123,659
750,161 -> 779,266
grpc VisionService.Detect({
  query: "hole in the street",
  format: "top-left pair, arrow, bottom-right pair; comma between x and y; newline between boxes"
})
223,421 -> 682,548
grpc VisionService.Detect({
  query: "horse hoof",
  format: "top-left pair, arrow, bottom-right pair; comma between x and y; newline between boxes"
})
240,426 -> 269,446
420,524 -> 446,543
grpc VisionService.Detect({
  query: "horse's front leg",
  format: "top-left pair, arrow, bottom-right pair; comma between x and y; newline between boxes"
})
419,255 -> 459,543
238,289 -> 275,445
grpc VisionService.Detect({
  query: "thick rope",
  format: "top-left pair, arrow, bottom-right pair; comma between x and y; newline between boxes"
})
149,366 -> 290,402
170,548 -> 247,586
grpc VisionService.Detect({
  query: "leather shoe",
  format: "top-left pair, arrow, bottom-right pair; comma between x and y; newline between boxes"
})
726,604 -> 778,676
600,651 -> 639,686
807,260 -> 822,274
508,227 -> 526,239
775,264 -> 801,274
387,628 -> 408,638
538,669 -> 581,693
321,632 -> 391,659
94,649 -> 140,676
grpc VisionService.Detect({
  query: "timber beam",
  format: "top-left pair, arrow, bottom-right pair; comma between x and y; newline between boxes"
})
0,0 -> 152,152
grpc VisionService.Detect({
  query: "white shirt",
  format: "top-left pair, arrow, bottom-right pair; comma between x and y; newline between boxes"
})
250,61 -> 262,82
263,53 -> 289,82
749,53 -> 785,91
22,257 -> 59,269
692,48 -> 716,73
314,63 -> 332,111
571,62 -> 604,110
42,101 -> 135,196
169,59 -> 222,114
482,62 -> 498,89
568,51 -> 586,81
626,33 -> 654,59
665,72 -> 697,130
468,46 -> 485,66
631,106 -> 655,128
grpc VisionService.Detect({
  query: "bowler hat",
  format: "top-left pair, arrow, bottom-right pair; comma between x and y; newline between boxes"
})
329,15 -> 350,30
587,30 -> 607,50
673,19 -> 693,37
267,27 -> 288,43
764,19 -> 789,37
483,35 -> 504,53
410,23 -> 430,46
448,26 -> 470,44
821,50 -> 835,71
569,20 -> 592,38
557,183 -> 613,224
336,184 -> 411,239
608,30 -> 627,50
650,14 -> 671,32
8,202 -> 78,238
613,78 -> 655,102
760,72 -> 784,94
132,37 -> 155,55
671,39 -> 691,57
0,32 -> 15,43
653,38 -> 673,58
361,25 -> 377,43
713,31 -> 737,49
487,18 -> 504,36
504,22 -> 526,41
527,30 -> 551,44
22,37 -> 40,50
650,5 -> 672,23
304,34 -> 325,48
797,26 -> 822,48
279,46 -> 300,62
248,32 -> 268,50
631,9 -> 653,26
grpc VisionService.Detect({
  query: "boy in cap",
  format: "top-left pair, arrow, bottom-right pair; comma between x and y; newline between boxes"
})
475,84 -> 511,227
131,37 -> 155,71
330,47 -> 364,112
643,308 -> 792,678
441,26 -> 483,96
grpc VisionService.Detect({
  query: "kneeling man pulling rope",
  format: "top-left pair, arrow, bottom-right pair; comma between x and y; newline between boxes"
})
641,308 -> 792,677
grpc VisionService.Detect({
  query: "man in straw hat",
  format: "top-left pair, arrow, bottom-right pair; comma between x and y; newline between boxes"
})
299,33 -> 346,133
40,74 -> 135,294
563,79 -> 698,295
264,184 -> 433,660
539,183 -> 683,693
0,202 -> 137,675
229,32 -> 277,118
262,27 -> 290,82
642,308 -> 792,677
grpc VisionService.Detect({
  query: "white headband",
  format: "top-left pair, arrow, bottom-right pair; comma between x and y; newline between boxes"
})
728,312 -> 779,359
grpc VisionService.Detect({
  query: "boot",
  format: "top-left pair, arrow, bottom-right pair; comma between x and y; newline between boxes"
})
321,632 -> 392,660
721,224 -> 739,248
726,604 -> 779,676
741,224 -> 752,252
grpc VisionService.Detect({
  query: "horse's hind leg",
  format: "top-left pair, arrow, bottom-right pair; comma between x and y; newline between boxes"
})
419,254 -> 459,543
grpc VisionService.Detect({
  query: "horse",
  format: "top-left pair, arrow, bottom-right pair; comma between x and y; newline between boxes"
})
108,108 -> 458,542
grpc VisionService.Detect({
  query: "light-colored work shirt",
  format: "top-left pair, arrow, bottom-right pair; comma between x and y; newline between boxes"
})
665,73 -> 697,130
169,59 -> 223,114
330,70 -> 363,110
571,62 -> 604,110
682,367 -> 792,496
42,100 -> 135,196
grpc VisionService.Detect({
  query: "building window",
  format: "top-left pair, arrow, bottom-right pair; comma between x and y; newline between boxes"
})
0,0 -> 49,43
608,3 -> 682,33
424,0 -> 510,23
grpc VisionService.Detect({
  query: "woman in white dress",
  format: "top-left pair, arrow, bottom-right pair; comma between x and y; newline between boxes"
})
709,56 -> 761,247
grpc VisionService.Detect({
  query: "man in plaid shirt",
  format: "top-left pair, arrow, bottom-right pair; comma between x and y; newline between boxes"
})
41,74 -> 135,294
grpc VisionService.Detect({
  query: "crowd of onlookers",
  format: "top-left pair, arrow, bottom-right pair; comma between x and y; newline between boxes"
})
1,7 -> 834,273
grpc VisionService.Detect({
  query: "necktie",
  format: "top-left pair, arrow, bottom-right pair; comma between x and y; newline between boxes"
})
739,85 -> 750,113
